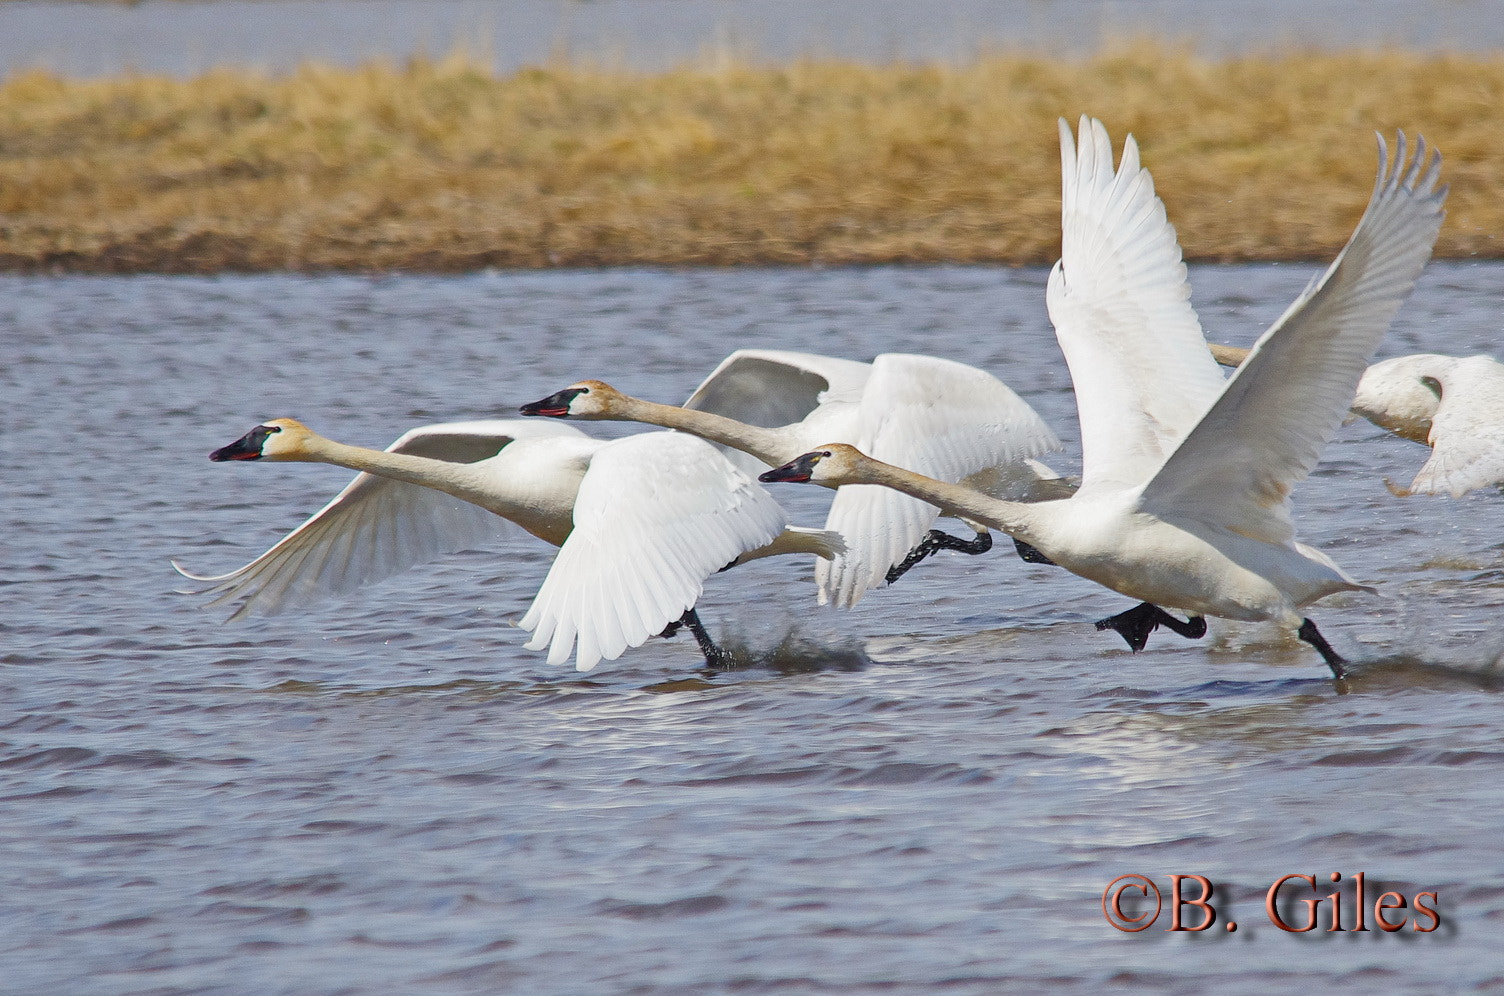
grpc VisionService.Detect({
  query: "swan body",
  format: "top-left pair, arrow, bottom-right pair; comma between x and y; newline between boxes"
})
177,418 -> 843,671
762,118 -> 1447,676
1355,352 -> 1504,497
522,349 -> 1065,607
1214,346 -> 1504,497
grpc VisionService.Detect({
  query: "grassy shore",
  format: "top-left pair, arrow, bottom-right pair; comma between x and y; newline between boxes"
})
1,46 -> 1501,273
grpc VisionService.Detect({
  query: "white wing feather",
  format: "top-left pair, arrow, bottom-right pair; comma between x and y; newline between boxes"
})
518,432 -> 786,671
682,349 -> 872,476
1409,355 -> 1504,497
1142,133 -> 1447,538
1046,116 -> 1227,494
175,420 -> 588,620
817,353 -> 1062,607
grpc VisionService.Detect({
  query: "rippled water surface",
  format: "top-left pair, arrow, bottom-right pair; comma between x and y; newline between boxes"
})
4,263 -> 1503,992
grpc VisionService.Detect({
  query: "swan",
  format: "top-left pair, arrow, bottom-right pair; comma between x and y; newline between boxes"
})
520,349 -> 1066,607
175,418 -> 843,671
1211,345 -> 1504,497
759,117 -> 1447,679
1356,353 -> 1504,497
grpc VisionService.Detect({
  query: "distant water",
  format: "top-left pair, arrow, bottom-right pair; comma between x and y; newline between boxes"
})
4,0 -> 1504,79
3,262 -> 1503,991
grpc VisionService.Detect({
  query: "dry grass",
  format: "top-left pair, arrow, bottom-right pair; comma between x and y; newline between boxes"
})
1,45 -> 1501,272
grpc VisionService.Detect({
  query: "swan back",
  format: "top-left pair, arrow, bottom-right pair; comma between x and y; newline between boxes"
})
1047,116 -> 1227,496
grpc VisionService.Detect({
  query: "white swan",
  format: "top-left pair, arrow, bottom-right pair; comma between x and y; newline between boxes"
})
1211,344 -> 1504,497
520,349 -> 1066,607
175,418 -> 843,671
759,117 -> 1447,679
1353,353 -> 1504,497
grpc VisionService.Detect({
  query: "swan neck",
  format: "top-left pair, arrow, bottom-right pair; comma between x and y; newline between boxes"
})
617,397 -> 792,466
859,458 -> 1036,537
301,435 -> 494,507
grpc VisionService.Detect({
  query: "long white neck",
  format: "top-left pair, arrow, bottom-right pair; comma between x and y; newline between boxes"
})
844,452 -> 1046,540
297,435 -> 504,514
606,396 -> 799,467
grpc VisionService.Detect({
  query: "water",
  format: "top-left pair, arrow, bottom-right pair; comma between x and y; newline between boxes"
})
3,262 -> 1502,991
5,0 -> 1504,79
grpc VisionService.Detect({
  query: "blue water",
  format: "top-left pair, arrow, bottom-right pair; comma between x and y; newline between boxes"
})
4,0 -> 1504,79
3,263 -> 1502,992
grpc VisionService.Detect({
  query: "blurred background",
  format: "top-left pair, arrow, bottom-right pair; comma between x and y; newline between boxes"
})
6,0 -> 1504,78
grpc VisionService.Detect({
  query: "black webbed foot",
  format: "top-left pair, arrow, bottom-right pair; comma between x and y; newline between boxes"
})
1297,617 -> 1348,681
1095,602 -> 1207,653
885,529 -> 993,585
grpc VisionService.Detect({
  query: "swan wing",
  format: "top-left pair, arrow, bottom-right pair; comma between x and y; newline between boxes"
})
817,353 -> 1063,607
518,432 -> 787,671
1409,355 -> 1504,497
1046,116 -> 1227,495
176,420 -> 587,620
1142,133 -> 1447,539
682,349 -> 873,475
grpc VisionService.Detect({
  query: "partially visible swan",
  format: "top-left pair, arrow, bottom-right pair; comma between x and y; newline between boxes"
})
176,418 -> 843,671
759,118 -> 1447,679
1211,345 -> 1504,497
521,350 -> 1066,607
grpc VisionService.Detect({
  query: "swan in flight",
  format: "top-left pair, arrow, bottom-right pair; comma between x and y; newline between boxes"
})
176,418 -> 843,671
520,349 -> 1065,607
1211,345 -> 1504,497
1349,352 -> 1504,497
760,117 -> 1447,679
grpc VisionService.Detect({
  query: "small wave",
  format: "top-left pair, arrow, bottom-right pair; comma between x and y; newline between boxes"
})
593,894 -> 731,920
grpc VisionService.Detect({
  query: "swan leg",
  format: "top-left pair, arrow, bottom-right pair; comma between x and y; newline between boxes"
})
1095,602 -> 1162,652
884,529 -> 993,585
1013,539 -> 1057,566
1297,618 -> 1349,681
676,608 -> 733,669
1094,603 -> 1206,653
1158,612 -> 1208,640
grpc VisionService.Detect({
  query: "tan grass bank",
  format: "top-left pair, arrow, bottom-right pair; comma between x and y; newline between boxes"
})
1,45 -> 1501,272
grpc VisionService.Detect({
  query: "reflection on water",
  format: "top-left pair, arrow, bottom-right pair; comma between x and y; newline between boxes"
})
3,262 -> 1503,990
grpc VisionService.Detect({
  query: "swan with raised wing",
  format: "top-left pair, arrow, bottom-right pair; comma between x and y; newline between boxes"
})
521,350 -> 1066,607
176,418 -> 843,671
1211,344 -> 1504,498
760,118 -> 1447,679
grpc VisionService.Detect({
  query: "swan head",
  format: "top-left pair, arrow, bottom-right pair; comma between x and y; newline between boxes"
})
758,444 -> 865,486
209,418 -> 316,462
519,380 -> 625,420
1350,354 -> 1450,443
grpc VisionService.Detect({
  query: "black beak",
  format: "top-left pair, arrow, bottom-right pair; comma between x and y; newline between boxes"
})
210,424 -> 276,461
520,387 -> 586,418
759,453 -> 821,484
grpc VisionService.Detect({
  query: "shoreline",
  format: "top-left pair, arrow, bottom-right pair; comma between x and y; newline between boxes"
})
2,47 -> 1501,274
